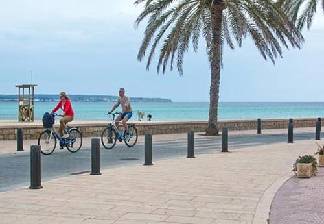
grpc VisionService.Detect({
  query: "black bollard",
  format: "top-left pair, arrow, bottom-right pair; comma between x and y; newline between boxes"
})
29,145 -> 42,189
90,138 -> 102,175
288,119 -> 294,143
187,131 -> 195,158
222,127 -> 229,152
144,133 -> 153,165
16,128 -> 24,151
257,119 -> 262,135
316,118 -> 321,140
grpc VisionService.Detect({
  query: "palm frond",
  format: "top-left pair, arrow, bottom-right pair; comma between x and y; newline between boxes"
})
281,0 -> 324,30
135,0 -> 303,74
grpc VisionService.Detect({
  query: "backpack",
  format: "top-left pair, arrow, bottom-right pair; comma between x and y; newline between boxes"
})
42,112 -> 54,128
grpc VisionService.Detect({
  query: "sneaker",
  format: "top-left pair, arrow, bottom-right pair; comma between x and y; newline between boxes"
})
60,138 -> 67,148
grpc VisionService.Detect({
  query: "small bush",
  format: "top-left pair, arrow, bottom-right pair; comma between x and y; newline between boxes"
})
293,155 -> 318,175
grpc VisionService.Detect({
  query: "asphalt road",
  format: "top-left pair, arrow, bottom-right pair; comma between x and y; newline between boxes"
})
0,131 -> 318,192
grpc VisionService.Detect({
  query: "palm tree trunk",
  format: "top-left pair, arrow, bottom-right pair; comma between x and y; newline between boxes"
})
206,1 -> 224,136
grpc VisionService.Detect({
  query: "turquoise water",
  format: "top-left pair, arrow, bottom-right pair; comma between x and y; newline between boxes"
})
0,101 -> 324,121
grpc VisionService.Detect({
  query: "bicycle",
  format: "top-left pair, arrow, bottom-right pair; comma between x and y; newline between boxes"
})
38,113 -> 82,155
101,112 -> 138,149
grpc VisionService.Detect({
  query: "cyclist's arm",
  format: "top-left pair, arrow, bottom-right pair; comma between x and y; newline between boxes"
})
110,99 -> 120,113
52,101 -> 62,113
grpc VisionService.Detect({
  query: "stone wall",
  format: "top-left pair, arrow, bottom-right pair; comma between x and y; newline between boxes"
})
0,118 -> 321,140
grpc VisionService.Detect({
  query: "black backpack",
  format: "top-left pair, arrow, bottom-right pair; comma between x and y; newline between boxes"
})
42,112 -> 54,128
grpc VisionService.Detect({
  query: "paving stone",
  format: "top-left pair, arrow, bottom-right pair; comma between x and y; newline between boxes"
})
270,168 -> 324,224
1,135 -> 323,224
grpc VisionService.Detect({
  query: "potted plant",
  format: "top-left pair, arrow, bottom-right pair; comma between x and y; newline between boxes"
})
293,155 -> 317,178
315,143 -> 324,167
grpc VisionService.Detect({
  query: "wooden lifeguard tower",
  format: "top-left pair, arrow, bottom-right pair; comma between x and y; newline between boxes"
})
16,84 -> 37,122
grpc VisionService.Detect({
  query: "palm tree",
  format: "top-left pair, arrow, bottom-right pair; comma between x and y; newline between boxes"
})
135,0 -> 303,135
280,0 -> 324,30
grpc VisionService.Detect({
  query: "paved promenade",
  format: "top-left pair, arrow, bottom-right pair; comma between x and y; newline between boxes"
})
0,135 -> 320,224
0,128 -> 317,155
270,165 -> 324,224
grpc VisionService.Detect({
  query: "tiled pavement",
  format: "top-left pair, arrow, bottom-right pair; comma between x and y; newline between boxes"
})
0,138 -> 321,224
0,127 -> 316,155
270,164 -> 324,224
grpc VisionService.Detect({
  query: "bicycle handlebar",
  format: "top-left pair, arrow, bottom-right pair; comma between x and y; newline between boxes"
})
52,113 -> 64,117
107,112 -> 121,116
107,112 -> 121,120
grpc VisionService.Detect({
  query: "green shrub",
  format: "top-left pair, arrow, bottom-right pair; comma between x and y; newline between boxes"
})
293,155 -> 318,174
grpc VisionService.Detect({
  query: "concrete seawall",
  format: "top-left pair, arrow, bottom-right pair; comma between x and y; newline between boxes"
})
0,118 -> 321,140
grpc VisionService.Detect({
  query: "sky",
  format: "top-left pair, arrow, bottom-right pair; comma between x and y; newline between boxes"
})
0,0 -> 323,102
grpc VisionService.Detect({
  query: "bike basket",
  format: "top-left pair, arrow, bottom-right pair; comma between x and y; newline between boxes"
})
42,112 -> 54,128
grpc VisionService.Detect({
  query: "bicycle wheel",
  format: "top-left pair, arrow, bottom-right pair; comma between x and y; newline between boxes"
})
101,126 -> 117,149
38,130 -> 56,155
66,128 -> 82,153
124,125 -> 138,147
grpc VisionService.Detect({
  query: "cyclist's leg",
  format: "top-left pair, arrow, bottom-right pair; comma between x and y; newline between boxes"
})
65,116 -> 73,131
59,116 -> 73,136
115,114 -> 122,128
122,112 -> 132,132
121,118 -> 128,132
59,119 -> 64,136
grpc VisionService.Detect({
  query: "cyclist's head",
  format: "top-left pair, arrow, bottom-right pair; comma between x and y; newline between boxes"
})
119,88 -> 125,97
59,92 -> 69,101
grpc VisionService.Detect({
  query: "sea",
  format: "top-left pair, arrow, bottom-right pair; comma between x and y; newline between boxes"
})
0,101 -> 324,121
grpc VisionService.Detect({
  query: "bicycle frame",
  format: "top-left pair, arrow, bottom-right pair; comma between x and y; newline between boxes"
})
46,127 -> 66,141
108,113 -> 124,139
49,128 -> 60,140
46,114 -> 73,142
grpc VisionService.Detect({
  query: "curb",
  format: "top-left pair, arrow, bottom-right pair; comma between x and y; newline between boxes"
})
252,173 -> 293,224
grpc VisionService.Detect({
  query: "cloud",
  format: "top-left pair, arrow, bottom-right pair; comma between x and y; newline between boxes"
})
1,0 -> 322,46
0,0 -> 140,25
311,13 -> 324,30
0,0 -> 323,58
0,0 -> 142,50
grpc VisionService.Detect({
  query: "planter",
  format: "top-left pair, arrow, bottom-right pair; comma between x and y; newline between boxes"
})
319,155 -> 324,167
297,163 -> 313,178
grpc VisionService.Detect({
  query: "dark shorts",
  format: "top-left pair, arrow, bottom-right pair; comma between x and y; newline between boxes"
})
121,112 -> 132,120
